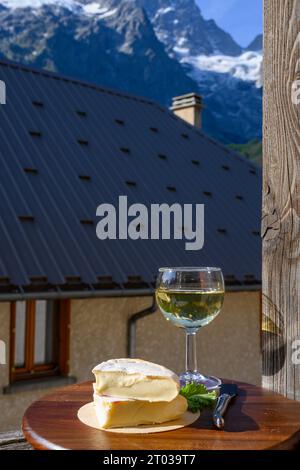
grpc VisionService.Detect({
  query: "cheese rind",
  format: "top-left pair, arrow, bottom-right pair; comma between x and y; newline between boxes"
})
93,393 -> 187,429
92,358 -> 180,402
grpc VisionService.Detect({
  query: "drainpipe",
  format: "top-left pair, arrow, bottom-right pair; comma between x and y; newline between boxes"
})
127,295 -> 157,358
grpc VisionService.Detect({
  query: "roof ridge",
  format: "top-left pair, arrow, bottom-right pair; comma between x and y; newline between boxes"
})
0,58 -> 160,107
163,107 -> 262,170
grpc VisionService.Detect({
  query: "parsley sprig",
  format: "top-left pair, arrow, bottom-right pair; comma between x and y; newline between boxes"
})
180,382 -> 217,413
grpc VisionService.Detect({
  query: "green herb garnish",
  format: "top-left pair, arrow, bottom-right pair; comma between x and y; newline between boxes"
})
180,382 -> 217,413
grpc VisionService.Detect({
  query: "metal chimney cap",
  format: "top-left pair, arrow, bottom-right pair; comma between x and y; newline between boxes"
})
171,92 -> 203,110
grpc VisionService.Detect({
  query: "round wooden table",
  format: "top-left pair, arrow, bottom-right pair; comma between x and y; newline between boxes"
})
22,380 -> 300,450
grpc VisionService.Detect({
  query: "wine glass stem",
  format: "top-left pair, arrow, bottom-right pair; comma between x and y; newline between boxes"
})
185,329 -> 198,373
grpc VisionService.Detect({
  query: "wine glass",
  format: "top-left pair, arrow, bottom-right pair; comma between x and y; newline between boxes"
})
156,267 -> 225,390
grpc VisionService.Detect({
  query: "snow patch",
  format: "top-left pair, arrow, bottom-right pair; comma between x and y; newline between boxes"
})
173,46 -> 189,55
0,0 -> 118,19
179,51 -> 263,88
83,3 -> 107,15
157,7 -> 174,15
177,37 -> 187,47
83,3 -> 117,18
154,6 -> 174,21
0,0 -> 77,9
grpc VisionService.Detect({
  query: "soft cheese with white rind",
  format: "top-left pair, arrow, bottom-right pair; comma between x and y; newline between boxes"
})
93,393 -> 187,429
92,358 -> 180,402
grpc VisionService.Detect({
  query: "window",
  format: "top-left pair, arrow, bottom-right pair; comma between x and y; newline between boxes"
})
10,300 -> 70,383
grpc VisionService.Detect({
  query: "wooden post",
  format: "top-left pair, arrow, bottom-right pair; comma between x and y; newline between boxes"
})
262,0 -> 300,399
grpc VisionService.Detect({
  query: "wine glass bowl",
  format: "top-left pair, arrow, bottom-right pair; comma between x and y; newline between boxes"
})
155,267 -> 225,390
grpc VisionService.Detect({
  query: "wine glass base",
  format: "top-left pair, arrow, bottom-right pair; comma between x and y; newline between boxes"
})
179,372 -> 222,391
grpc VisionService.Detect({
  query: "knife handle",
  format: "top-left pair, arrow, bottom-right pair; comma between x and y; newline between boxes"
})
213,393 -> 232,429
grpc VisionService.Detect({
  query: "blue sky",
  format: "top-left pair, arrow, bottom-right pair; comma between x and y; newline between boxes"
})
196,0 -> 262,48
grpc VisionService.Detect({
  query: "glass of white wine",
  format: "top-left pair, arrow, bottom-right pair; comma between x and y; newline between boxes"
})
156,267 -> 225,390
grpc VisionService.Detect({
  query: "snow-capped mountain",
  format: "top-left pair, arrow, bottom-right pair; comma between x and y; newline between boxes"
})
0,0 -> 262,144
0,0 -> 197,105
1,0 -> 78,10
138,0 -> 242,57
139,0 -> 262,87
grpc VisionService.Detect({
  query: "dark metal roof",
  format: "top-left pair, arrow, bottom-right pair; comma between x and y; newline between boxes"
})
0,60 -> 261,297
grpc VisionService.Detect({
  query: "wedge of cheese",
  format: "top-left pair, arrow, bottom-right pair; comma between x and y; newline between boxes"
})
92,358 -> 180,402
93,393 -> 187,429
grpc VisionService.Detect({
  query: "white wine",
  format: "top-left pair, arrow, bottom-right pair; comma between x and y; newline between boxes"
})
156,267 -> 224,389
156,289 -> 224,329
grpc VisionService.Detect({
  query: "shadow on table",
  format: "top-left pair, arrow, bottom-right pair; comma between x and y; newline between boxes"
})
189,387 -> 259,433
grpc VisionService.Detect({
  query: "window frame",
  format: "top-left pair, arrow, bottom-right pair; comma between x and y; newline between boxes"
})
10,299 -> 70,383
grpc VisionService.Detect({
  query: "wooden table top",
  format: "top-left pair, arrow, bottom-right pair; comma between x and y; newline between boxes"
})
22,380 -> 300,450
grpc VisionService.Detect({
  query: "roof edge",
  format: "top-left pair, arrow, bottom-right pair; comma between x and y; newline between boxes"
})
0,284 -> 261,302
0,58 -> 160,108
165,106 -> 262,170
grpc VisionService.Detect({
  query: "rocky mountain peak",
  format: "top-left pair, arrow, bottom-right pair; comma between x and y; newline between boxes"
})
246,34 -> 263,52
138,0 -> 242,57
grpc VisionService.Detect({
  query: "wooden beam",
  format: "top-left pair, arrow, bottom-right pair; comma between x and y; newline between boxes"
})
0,431 -> 31,450
262,0 -> 300,399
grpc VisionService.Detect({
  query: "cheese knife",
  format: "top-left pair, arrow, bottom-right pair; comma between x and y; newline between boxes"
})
213,383 -> 238,429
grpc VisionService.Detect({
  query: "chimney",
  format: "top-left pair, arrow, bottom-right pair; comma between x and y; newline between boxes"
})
171,93 -> 203,128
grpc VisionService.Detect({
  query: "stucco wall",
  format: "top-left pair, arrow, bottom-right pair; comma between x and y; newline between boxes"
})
69,296 -> 150,382
0,291 -> 261,432
173,107 -> 201,128
136,291 -> 262,385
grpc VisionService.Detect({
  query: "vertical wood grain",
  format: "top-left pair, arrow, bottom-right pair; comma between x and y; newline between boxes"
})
263,0 -> 300,399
